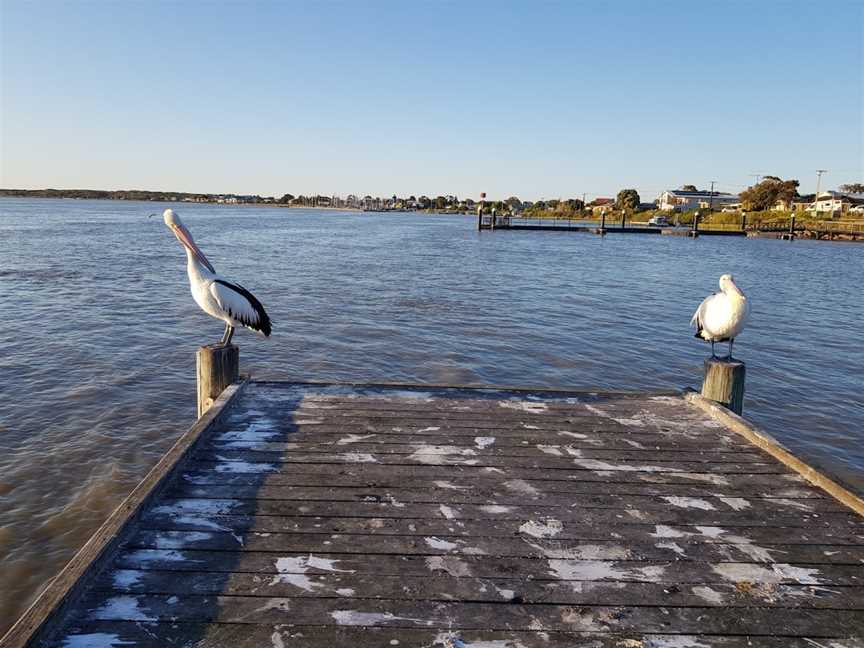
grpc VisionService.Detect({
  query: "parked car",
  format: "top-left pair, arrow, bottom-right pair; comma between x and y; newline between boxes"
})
648,215 -> 671,227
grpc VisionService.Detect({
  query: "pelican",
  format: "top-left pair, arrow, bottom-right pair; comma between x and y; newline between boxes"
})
161,208 -> 271,345
691,274 -> 749,359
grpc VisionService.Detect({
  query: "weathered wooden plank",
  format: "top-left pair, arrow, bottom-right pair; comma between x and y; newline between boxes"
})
217,419 -> 744,439
210,428 -> 753,451
203,441 -> 770,463
179,469 -> 827,498
139,512 -> 864,545
125,528 -> 864,565
71,592 -> 864,635
112,549 -> 864,586
147,497 -> 863,528
49,622 -> 854,648
183,461 -> 814,489
95,567 -> 864,610
194,448 -> 786,473
167,482 -> 848,512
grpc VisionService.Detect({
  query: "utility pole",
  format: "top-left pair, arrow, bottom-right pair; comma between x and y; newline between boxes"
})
750,173 -> 762,185
708,180 -> 717,213
815,170 -> 827,215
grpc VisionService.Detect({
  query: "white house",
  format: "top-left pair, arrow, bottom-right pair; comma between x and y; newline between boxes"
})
657,190 -> 739,212
811,191 -> 864,216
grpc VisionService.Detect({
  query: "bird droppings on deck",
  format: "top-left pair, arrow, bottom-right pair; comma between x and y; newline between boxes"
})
425,536 -> 459,551
662,496 -> 717,511
718,496 -> 751,510
336,433 -> 376,445
439,505 -> 458,519
691,585 -> 725,605
557,430 -> 588,439
519,518 -> 563,538
332,451 -> 377,463
711,563 -> 823,584
91,596 -> 155,622
479,505 -> 513,514
657,541 -> 688,557
536,444 -> 564,456
571,458 -> 672,472
213,459 -> 276,473
60,633 -> 135,648
426,555 -> 472,577
549,559 -> 665,582
408,445 -> 478,465
504,479 -> 541,495
434,480 -> 471,491
331,610 -> 432,626
474,436 -> 496,449
498,400 -> 548,414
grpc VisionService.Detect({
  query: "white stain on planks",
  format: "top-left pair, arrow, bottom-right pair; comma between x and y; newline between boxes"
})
549,560 -> 664,582
474,436 -> 496,449
498,400 -> 548,414
662,496 -> 716,511
503,479 -> 540,496
60,634 -> 136,648
711,563 -> 823,585
408,445 -> 478,465
426,555 -> 472,577
330,610 -> 432,626
425,536 -> 459,551
271,555 -> 354,592
518,518 -> 563,538
651,525 -> 777,563
336,434 -> 376,445
90,595 -> 155,621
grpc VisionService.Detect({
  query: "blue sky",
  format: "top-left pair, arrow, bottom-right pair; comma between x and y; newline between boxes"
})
1,0 -> 861,201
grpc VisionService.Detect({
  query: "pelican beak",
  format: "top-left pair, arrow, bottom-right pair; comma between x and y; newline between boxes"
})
172,224 -> 215,273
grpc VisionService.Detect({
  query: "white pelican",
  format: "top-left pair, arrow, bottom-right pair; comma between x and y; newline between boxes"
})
691,274 -> 749,358
161,208 -> 271,345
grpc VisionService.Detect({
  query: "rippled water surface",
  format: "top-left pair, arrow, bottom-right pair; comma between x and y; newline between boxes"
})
0,198 -> 862,631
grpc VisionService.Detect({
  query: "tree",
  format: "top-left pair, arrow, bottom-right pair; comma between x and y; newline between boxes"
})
681,184 -> 698,192
739,178 -> 799,211
435,196 -> 447,209
616,189 -> 640,212
506,196 -> 522,209
279,193 -> 294,204
564,198 -> 585,211
839,183 -> 864,194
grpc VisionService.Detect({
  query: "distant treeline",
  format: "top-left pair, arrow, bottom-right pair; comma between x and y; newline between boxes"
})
0,188 -> 276,203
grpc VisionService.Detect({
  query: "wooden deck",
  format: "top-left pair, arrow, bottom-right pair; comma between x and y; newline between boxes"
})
7,381 -> 864,647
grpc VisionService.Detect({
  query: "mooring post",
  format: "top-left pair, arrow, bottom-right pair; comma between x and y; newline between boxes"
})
600,209 -> 606,234
197,344 -> 240,417
701,357 -> 745,415
789,214 -> 796,238
741,212 -> 747,231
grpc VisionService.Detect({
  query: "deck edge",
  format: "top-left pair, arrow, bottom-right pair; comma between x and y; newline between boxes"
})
0,381 -> 247,648
683,389 -> 864,518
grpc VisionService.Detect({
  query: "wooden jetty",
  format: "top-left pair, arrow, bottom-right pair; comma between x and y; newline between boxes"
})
4,352 -> 864,647
479,214 -> 864,241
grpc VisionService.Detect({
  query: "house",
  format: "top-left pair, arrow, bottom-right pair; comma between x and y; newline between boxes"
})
588,197 -> 614,215
811,191 -> 864,216
657,190 -> 738,212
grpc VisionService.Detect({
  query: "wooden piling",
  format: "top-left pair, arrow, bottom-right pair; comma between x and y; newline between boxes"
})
196,344 -> 239,417
701,357 -> 745,415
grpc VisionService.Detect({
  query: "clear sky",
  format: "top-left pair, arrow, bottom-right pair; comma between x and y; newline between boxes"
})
1,0 -> 861,201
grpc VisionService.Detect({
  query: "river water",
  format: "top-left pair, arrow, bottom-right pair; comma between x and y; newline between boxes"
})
0,198 -> 862,632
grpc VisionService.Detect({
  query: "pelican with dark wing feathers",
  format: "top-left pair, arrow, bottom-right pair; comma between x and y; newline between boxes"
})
161,208 -> 271,345
691,274 -> 748,359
